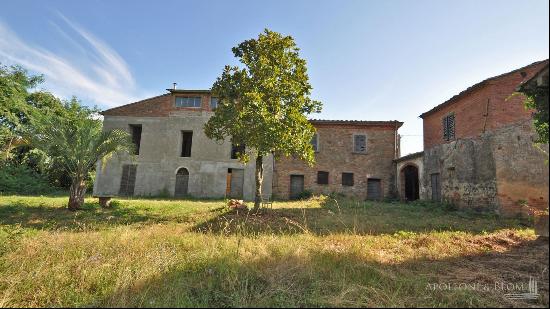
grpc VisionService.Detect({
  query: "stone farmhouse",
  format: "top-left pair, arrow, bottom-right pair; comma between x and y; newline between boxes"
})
273,120 -> 402,200
94,88 -> 273,201
93,88 -> 401,201
396,59 -> 549,215
94,59 -> 549,216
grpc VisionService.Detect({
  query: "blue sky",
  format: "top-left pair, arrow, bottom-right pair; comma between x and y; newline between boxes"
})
1,0 -> 548,154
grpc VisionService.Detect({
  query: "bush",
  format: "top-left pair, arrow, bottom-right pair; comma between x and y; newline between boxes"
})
0,163 -> 56,194
295,190 -> 313,200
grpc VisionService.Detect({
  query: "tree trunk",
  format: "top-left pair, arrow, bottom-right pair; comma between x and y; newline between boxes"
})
68,177 -> 87,211
253,154 -> 264,212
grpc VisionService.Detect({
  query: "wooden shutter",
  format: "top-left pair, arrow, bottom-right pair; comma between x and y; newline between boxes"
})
342,173 -> 354,186
290,175 -> 305,199
442,117 -> 448,141
119,164 -> 137,196
175,168 -> 189,197
311,134 -> 318,152
229,169 -> 244,198
448,114 -> 455,140
317,171 -> 329,184
431,173 -> 441,201
367,179 -> 382,200
354,135 -> 366,153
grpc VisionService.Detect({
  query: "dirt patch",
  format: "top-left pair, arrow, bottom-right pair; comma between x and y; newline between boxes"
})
431,237 -> 549,307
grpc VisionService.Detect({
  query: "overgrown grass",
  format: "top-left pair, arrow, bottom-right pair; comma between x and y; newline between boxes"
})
0,195 -> 547,307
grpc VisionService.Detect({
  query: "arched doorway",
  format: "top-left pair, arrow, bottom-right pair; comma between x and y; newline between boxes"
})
175,167 -> 189,197
402,165 -> 419,201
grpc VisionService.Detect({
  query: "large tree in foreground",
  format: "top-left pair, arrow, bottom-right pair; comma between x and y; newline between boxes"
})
205,29 -> 322,211
26,99 -> 134,210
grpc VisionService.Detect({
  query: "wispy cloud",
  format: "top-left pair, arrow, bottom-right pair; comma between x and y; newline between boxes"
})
0,13 -> 140,108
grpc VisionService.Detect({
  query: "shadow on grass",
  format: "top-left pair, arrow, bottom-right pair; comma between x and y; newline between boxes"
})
95,237 -> 548,308
0,199 -> 164,231
192,198 -> 531,236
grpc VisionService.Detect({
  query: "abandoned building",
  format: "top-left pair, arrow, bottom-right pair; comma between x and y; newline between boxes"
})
272,120 -> 402,200
94,59 -> 548,212
93,89 -> 403,201
93,88 -> 273,200
395,60 -> 549,215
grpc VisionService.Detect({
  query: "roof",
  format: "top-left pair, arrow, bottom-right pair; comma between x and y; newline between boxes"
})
419,59 -> 549,118
101,93 -> 171,115
166,89 -> 212,94
309,119 -> 403,128
393,151 -> 424,163
517,63 -> 549,93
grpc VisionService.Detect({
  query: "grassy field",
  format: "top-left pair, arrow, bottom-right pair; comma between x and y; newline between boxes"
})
0,195 -> 547,307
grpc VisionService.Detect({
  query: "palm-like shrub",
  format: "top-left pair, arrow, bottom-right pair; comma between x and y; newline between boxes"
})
27,103 -> 133,210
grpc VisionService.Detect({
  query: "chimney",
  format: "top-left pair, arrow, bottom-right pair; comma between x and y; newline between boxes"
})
172,82 -> 177,90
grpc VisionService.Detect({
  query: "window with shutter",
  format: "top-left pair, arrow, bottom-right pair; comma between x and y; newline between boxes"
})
119,164 -> 137,196
317,171 -> 329,184
442,114 -> 455,141
353,134 -> 367,153
311,133 -> 319,152
342,172 -> 354,186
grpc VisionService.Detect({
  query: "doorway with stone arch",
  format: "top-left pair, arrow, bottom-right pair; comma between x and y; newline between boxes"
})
175,167 -> 189,197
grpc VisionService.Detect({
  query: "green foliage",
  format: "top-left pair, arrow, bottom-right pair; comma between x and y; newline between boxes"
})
25,97 -> 134,209
523,89 -> 549,144
294,189 -> 313,200
204,29 -> 322,163
0,162 -> 54,194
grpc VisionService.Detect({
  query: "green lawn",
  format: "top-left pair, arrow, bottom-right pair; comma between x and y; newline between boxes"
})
0,195 -> 547,307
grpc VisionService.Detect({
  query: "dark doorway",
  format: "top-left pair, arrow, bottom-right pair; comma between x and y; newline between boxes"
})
403,165 -> 419,201
290,175 -> 304,199
367,178 -> 382,200
175,167 -> 189,197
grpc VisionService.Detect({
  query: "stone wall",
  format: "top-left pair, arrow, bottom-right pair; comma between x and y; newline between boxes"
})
395,152 -> 424,201
273,123 -> 399,199
421,121 -> 548,214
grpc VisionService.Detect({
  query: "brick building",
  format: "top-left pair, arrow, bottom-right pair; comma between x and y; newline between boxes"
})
418,60 -> 549,215
272,120 -> 402,200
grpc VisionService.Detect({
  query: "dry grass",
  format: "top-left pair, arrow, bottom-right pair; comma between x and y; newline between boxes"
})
0,195 -> 547,307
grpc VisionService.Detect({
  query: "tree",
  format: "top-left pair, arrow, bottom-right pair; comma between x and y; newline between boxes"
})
523,89 -> 549,145
0,64 -> 44,160
26,98 -> 134,210
204,29 -> 322,211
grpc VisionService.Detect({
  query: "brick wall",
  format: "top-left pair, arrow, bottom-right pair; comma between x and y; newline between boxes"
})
273,123 -> 399,200
102,92 -> 216,117
420,60 -> 549,215
422,61 -> 547,149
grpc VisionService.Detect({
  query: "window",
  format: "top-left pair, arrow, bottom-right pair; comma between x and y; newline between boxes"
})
210,97 -> 219,110
342,172 -> 354,186
353,134 -> 367,153
175,96 -> 202,108
181,131 -> 193,157
442,114 -> 455,141
231,144 -> 245,159
317,171 -> 329,185
129,124 -> 142,155
311,133 -> 319,152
